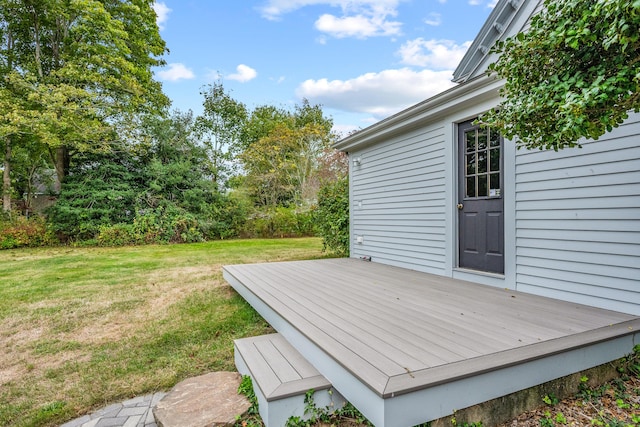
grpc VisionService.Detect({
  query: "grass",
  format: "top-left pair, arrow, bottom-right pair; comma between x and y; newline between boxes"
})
0,237 -> 327,427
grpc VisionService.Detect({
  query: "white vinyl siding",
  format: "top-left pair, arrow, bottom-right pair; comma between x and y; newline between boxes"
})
351,124 -> 448,274
514,113 -> 640,314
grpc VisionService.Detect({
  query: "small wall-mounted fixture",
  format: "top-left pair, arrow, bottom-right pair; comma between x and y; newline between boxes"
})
356,235 -> 364,244
352,157 -> 361,166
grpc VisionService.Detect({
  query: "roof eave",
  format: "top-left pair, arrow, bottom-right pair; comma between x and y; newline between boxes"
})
453,0 -> 524,83
334,74 -> 502,152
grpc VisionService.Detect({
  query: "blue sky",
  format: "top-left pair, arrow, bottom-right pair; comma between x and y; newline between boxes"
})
152,0 -> 497,136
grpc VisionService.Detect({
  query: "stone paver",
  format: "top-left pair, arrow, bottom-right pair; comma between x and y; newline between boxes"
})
60,371 -> 249,427
153,372 -> 250,427
59,392 -> 166,427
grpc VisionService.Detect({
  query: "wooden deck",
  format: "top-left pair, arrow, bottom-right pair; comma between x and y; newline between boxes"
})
223,258 -> 640,427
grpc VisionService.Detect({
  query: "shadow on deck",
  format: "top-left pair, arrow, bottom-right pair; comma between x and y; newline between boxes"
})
223,258 -> 639,427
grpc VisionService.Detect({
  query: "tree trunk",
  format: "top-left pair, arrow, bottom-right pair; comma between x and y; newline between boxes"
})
53,146 -> 69,191
3,138 -> 12,215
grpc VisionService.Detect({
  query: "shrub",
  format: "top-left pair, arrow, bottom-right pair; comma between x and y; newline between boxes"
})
315,176 -> 349,256
96,223 -> 137,247
242,206 -> 316,238
0,215 -> 58,249
132,205 -> 203,244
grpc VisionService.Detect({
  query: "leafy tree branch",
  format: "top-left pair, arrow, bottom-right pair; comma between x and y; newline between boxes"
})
480,0 -> 640,151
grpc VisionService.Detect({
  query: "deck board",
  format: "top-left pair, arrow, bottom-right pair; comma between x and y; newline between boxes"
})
224,258 -> 639,402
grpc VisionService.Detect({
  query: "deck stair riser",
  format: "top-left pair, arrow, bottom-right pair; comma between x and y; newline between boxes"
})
234,333 -> 346,427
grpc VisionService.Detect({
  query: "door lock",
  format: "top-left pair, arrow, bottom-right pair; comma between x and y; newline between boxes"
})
457,203 -> 464,210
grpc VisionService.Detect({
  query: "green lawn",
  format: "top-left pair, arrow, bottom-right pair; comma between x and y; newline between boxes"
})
0,238 -> 327,427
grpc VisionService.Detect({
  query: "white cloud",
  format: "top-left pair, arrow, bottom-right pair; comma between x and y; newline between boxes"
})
227,64 -> 258,83
398,38 -> 471,69
157,63 -> 195,82
296,68 -> 456,119
424,12 -> 441,26
259,0 -> 400,19
152,2 -> 171,30
259,0 -> 403,39
315,13 -> 401,38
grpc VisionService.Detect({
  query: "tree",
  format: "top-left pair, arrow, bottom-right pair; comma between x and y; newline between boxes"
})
194,82 -> 247,188
480,0 -> 640,151
0,0 -> 168,213
141,110 -> 218,216
238,100 -> 336,208
47,147 -> 144,241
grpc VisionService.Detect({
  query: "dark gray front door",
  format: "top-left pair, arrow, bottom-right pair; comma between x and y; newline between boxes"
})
458,120 -> 504,274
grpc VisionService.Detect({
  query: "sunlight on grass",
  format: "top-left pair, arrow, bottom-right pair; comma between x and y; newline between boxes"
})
0,238 -> 327,427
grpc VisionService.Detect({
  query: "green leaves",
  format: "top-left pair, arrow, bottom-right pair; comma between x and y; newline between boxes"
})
315,176 -> 349,256
481,0 -> 640,151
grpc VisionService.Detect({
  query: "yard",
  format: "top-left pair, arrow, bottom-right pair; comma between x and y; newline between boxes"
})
1,238 -> 638,427
0,238 -> 325,427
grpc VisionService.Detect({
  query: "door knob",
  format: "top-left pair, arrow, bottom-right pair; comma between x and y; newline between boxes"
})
457,203 -> 464,210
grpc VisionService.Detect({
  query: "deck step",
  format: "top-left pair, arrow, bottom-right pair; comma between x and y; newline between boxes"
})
234,333 -> 346,427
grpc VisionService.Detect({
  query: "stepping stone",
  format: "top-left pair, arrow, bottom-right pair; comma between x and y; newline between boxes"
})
153,372 -> 250,427
234,333 -> 346,427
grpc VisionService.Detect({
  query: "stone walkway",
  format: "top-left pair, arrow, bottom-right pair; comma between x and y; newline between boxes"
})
58,372 -> 248,427
59,392 -> 166,427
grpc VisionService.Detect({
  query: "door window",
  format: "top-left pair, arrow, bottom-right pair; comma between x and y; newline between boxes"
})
464,127 -> 501,199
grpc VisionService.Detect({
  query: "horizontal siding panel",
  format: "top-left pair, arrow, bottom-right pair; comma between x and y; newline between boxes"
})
352,124 -> 447,273
351,247 -> 446,273
355,213 -> 445,221
516,219 -> 640,232
355,221 -> 445,231
517,238 -> 640,257
365,141 -> 444,168
354,221 -> 445,233
363,233 -> 445,248
517,247 -> 638,269
516,118 -> 640,165
516,228 -> 638,244
516,265 -> 638,293
357,154 -> 445,180
516,196 -> 637,211
516,169 -> 639,191
356,186 -> 445,201
516,283 -> 639,314
515,145 -> 640,174
514,115 -> 640,314
360,240 -> 446,258
516,208 -> 639,221
355,187 -> 444,200
517,163 -> 639,187
356,202 -> 446,212
354,185 -> 445,201
362,127 -> 444,157
517,274 -> 637,303
354,162 -> 445,187
354,229 -> 446,243
517,255 -> 638,281
516,183 -> 640,201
